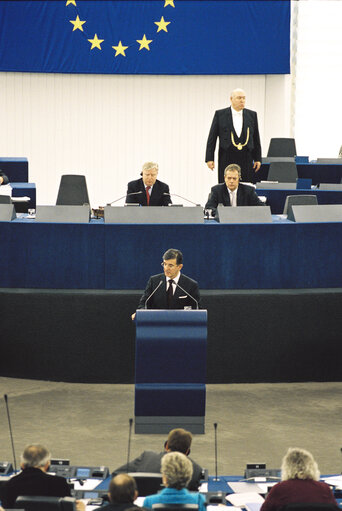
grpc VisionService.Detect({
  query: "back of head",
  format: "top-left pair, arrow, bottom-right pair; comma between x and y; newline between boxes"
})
281,447 -> 320,481
161,452 -> 193,490
20,444 -> 51,469
167,428 -> 192,455
109,474 -> 137,503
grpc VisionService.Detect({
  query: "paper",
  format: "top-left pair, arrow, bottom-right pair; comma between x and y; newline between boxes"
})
71,478 -> 102,490
0,184 -> 12,196
226,492 -> 264,507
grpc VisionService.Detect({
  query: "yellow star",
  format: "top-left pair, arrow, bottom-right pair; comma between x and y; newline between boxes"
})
70,15 -> 86,32
136,34 -> 152,51
164,0 -> 175,7
112,41 -> 129,57
88,34 -> 104,50
66,1 -> 76,6
154,16 -> 170,33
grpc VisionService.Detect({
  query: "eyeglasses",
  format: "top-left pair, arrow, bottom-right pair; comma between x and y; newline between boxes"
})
161,262 -> 178,269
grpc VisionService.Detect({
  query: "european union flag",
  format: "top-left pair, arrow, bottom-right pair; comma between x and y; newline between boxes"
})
0,0 -> 290,74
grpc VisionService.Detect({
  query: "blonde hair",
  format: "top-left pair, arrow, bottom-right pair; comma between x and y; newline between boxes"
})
281,447 -> 320,481
161,451 -> 193,490
142,162 -> 158,173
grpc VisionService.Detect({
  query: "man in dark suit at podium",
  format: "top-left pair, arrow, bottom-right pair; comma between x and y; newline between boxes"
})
131,248 -> 200,320
205,163 -> 264,214
126,162 -> 172,206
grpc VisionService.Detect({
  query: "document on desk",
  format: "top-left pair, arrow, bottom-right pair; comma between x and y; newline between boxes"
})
0,184 -> 12,196
226,491 -> 264,507
72,478 -> 102,490
228,482 -> 266,494
323,475 -> 342,488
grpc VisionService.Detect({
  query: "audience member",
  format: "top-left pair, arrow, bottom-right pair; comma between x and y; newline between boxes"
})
1,444 -> 71,509
113,428 -> 203,491
143,452 -> 206,511
260,447 -> 338,511
96,474 -> 139,511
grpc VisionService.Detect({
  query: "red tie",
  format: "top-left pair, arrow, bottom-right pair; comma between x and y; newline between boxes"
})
146,186 -> 151,206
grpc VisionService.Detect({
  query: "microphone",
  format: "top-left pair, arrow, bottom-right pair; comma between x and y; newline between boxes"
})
163,192 -> 201,207
174,282 -> 199,310
213,422 -> 219,482
4,394 -> 17,472
127,418 -> 133,467
145,280 -> 163,309
107,191 -> 143,206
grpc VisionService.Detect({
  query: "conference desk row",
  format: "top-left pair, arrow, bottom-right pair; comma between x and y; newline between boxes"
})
1,215 -> 341,290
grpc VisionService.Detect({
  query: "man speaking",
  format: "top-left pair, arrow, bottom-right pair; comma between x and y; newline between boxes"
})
205,88 -> 262,183
131,249 -> 200,320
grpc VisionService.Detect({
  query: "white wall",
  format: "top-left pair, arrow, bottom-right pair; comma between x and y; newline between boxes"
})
0,72 -> 291,206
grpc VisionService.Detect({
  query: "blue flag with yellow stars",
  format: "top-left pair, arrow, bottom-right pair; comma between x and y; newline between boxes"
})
0,0 -> 290,75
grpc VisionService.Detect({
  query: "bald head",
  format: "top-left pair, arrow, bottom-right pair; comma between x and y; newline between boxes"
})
108,474 -> 138,503
230,88 -> 246,111
20,445 -> 51,470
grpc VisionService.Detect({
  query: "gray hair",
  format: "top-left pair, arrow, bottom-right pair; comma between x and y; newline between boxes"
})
231,88 -> 246,98
20,444 -> 51,468
281,447 -> 320,481
224,164 -> 241,179
142,162 -> 159,173
161,451 -> 193,490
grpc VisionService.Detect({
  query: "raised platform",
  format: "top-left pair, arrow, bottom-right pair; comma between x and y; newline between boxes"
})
1,288 -> 341,384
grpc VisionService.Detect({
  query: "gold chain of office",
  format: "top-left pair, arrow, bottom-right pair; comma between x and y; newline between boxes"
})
231,127 -> 250,150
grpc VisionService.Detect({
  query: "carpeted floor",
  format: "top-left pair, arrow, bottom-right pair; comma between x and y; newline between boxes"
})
0,378 -> 341,477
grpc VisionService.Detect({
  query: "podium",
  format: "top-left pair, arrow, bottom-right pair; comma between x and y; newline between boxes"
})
135,309 -> 207,434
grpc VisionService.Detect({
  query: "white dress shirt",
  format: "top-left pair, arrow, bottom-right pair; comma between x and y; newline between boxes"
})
166,272 -> 181,294
232,107 -> 243,138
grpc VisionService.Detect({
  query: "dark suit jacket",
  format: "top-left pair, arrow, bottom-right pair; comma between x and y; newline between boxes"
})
126,178 -> 171,206
137,273 -> 201,310
206,107 -> 261,162
205,182 -> 264,211
112,450 -> 203,491
1,467 -> 71,508
0,171 -> 9,185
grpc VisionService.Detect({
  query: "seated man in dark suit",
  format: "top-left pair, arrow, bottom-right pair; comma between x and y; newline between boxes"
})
0,171 -> 9,185
96,474 -> 139,511
205,163 -> 264,214
131,249 -> 200,320
112,428 -> 203,491
126,162 -> 172,206
1,444 -> 72,509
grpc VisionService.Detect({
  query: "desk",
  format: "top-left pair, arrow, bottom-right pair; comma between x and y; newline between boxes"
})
259,162 -> 342,184
256,188 -> 342,214
11,182 -> 36,212
0,218 -> 342,290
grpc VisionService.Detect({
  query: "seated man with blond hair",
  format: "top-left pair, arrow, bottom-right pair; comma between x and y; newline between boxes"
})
125,162 -> 172,206
143,452 -> 206,511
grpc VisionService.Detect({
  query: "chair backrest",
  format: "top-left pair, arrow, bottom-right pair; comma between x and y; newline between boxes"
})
281,503 -> 339,511
128,472 -> 163,496
56,175 -> 90,206
283,194 -> 318,218
15,495 -> 76,511
152,504 -> 199,511
268,162 -> 298,183
267,138 -> 297,157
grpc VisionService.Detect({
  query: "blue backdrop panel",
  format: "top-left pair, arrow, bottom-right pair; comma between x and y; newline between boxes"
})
257,189 -> 342,214
135,384 -> 206,416
0,222 -> 105,288
0,158 -> 28,182
0,1 -> 290,75
135,310 -> 207,384
258,162 -> 342,185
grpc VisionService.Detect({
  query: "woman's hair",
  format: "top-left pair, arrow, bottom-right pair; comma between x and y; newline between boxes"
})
161,451 -> 193,490
281,447 -> 320,481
